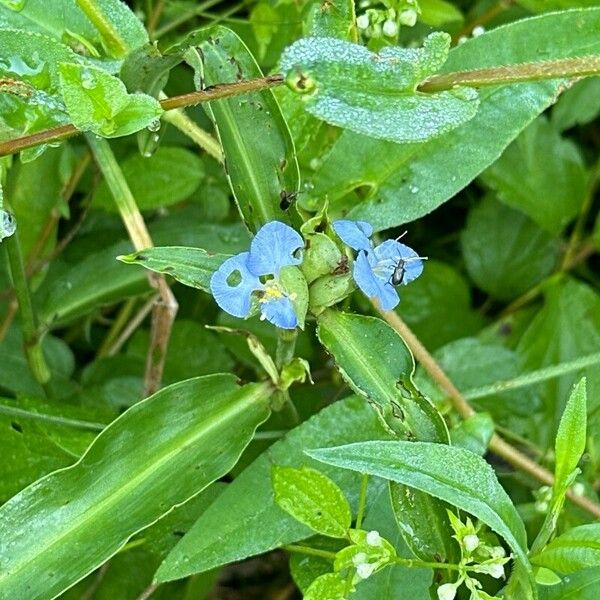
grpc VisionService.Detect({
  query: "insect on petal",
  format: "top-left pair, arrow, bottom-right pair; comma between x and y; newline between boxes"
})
374,239 -> 424,285
354,250 -> 400,310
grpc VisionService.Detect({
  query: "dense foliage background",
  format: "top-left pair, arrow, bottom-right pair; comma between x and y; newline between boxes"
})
1,0 -> 600,599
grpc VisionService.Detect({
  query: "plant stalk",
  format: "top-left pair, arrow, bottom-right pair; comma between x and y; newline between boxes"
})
75,0 -> 129,57
375,304 -> 600,519
4,229 -> 51,390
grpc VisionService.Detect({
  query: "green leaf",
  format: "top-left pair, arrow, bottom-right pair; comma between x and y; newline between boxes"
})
517,279 -> 600,434
155,395 -> 395,581
481,117 -> 587,234
552,78 -> 600,131
7,147 -> 69,259
58,62 -> 163,137
419,0 -> 464,26
0,28 -> 76,93
554,378 -> 587,495
389,482 -> 458,563
177,25 -> 300,232
280,33 -> 478,144
307,441 -> 530,568
461,196 -> 559,300
308,8 -> 600,231
317,310 -> 448,443
0,0 -> 147,56
450,413 -> 495,456
0,326 -> 74,396
307,0 -> 357,41
0,375 -> 271,599
538,566 -> 600,600
94,147 -> 204,211
416,338 -> 540,440
118,246 -> 229,293
272,466 -> 351,537
304,573 -> 347,600
532,523 -> 600,574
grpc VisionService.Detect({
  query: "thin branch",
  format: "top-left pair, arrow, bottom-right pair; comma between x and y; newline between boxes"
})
146,0 -> 166,38
0,75 -> 284,157
375,305 -> 600,520
419,55 -> 600,93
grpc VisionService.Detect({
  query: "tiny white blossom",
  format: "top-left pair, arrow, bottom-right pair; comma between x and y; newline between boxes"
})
572,482 -> 585,496
399,9 -> 417,27
352,552 -> 368,566
437,582 -> 457,600
490,546 -> 506,559
382,19 -> 398,37
472,25 -> 485,37
357,14 -> 370,29
356,562 -> 376,579
464,534 -> 480,552
366,530 -> 382,547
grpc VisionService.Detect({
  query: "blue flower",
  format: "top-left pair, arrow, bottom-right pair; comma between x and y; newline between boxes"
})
210,221 -> 304,329
333,220 -> 424,310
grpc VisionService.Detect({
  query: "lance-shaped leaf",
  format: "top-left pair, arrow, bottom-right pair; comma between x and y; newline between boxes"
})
317,310 -> 448,443
118,247 -> 229,293
532,523 -> 600,575
0,375 -> 271,600
308,441 -> 531,570
280,32 -> 478,144
174,26 -> 300,232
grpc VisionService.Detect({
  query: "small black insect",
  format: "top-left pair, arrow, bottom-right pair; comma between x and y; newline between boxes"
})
387,232 -> 427,287
279,189 -> 298,210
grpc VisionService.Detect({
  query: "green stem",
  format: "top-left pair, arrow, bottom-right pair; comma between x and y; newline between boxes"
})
75,0 -> 129,58
86,135 -> 153,251
160,98 -> 223,163
4,229 -> 51,389
282,545 -> 336,560
354,474 -> 369,530
276,328 -> 298,369
154,0 -> 224,38
393,557 -> 461,571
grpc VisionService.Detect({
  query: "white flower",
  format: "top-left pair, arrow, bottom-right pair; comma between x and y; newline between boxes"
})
464,534 -> 480,552
366,530 -> 382,547
352,552 -> 367,566
472,25 -> 485,37
356,561 -> 376,579
356,14 -> 370,29
490,546 -> 506,559
437,582 -> 457,600
399,9 -> 417,27
382,19 -> 398,37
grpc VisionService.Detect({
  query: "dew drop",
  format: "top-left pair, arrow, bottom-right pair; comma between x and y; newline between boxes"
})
80,68 -> 96,90
147,118 -> 161,132
409,185 -> 419,194
0,210 -> 17,242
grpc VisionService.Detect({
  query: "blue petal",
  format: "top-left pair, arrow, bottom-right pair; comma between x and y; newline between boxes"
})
353,250 -> 400,310
332,220 -> 373,253
373,239 -> 424,284
246,221 -> 304,276
210,252 -> 262,318
260,296 -> 297,329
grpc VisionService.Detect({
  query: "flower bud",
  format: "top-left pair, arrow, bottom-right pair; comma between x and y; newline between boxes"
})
437,583 -> 457,600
